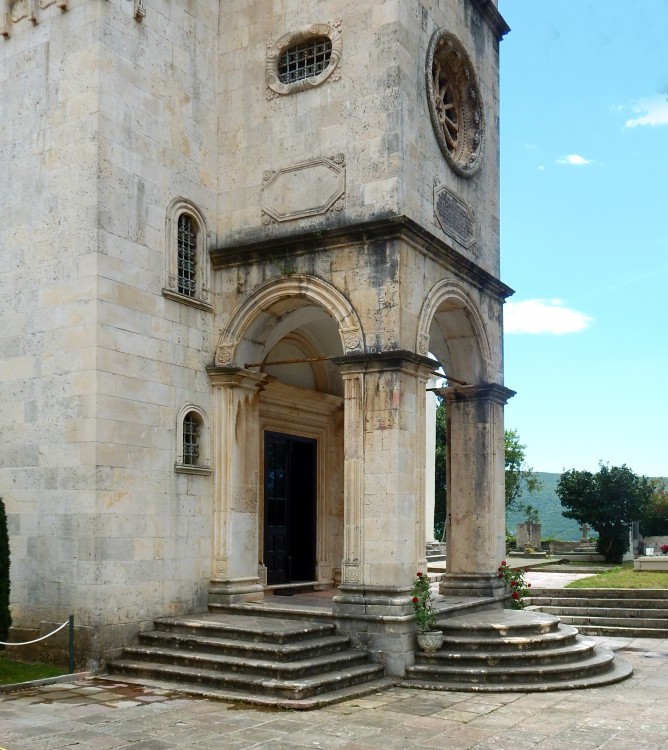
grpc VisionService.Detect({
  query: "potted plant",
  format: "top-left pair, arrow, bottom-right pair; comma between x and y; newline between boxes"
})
411,571 -> 443,652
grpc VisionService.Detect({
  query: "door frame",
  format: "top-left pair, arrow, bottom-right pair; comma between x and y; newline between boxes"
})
258,381 -> 343,589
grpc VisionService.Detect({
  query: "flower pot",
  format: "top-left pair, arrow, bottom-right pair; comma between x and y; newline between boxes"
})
416,630 -> 444,652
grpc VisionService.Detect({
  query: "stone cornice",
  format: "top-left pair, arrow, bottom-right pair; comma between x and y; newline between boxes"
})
334,349 -> 436,375
438,382 -> 516,405
469,0 -> 511,42
210,215 -> 514,301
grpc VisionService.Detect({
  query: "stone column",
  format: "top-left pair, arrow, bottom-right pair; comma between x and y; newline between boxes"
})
425,376 -> 439,544
332,352 -> 433,675
206,367 -> 267,603
439,383 -> 515,598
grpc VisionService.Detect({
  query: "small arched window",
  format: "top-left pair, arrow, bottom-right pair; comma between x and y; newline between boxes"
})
175,405 -> 212,475
177,214 -> 198,298
182,411 -> 201,465
163,199 -> 212,312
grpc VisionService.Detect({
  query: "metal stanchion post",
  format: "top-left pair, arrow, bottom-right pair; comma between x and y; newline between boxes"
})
68,615 -> 74,674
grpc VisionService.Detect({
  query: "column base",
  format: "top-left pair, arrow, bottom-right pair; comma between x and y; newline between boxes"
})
208,578 -> 264,605
439,573 -> 507,599
332,585 -> 416,676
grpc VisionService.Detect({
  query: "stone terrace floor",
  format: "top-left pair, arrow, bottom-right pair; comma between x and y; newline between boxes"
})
3,569 -> 668,750
1,638 -> 667,750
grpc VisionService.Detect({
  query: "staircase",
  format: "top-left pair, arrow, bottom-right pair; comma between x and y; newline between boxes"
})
527,588 -> 668,638
403,610 -> 632,692
106,612 -> 390,709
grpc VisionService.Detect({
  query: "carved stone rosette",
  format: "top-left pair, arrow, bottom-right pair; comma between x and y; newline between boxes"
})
426,30 -> 485,178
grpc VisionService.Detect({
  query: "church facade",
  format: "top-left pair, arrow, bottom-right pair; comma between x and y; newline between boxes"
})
0,0 -> 511,671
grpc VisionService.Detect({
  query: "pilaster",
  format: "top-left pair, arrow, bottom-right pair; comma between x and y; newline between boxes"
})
206,367 -> 268,603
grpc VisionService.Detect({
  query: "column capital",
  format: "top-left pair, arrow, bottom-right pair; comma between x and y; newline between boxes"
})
333,349 -> 435,377
206,365 -> 269,391
437,382 -> 515,406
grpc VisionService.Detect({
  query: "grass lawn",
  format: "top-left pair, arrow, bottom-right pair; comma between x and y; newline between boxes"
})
0,654 -> 67,685
566,562 -> 668,589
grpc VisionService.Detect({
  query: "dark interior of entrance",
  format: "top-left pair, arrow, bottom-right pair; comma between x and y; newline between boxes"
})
263,432 -> 316,585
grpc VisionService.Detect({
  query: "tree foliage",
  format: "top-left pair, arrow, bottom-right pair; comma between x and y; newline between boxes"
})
504,429 -> 542,511
640,478 -> 668,536
0,497 -> 10,644
434,400 -> 447,540
556,464 -> 654,563
433,407 -> 540,537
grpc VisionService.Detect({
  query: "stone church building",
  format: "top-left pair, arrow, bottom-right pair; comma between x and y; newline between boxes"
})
0,0 -> 513,670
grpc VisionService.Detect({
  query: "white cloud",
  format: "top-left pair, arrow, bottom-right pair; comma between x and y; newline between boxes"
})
625,93 -> 668,128
505,299 -> 593,335
556,154 -> 592,166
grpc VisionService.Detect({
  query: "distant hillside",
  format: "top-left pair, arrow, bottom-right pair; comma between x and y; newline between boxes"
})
506,472 -> 583,540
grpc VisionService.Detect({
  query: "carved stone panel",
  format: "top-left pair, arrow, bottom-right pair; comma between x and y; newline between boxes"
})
262,154 -> 345,223
434,185 -> 476,250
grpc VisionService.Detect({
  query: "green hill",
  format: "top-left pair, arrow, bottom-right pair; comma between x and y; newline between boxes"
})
506,472 -> 583,540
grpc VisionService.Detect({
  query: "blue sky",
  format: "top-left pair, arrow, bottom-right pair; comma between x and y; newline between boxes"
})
498,1 -> 668,478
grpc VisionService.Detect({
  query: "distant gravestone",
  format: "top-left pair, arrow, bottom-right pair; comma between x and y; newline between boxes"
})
580,524 -> 590,542
516,522 -> 541,552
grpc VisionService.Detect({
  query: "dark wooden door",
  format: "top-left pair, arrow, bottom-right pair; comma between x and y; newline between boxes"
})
264,432 -> 316,585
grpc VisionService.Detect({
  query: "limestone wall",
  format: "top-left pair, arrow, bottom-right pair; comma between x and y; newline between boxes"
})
217,0 -> 503,277
0,0 -> 220,658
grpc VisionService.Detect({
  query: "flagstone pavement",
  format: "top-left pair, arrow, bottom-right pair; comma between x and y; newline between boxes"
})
1,636 -> 667,750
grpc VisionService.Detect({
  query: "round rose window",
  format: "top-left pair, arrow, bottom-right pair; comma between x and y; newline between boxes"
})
426,30 -> 484,178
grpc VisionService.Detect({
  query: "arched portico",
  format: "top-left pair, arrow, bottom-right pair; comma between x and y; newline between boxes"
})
207,275 -> 364,603
417,280 -> 514,597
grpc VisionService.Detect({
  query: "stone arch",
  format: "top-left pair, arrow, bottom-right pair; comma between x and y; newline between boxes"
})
416,279 -> 492,384
215,274 -> 364,370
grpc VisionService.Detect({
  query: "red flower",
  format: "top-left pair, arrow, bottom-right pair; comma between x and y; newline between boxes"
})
417,571 -> 423,577
501,560 -> 506,566
498,567 -> 503,572
510,580 -> 516,586
498,573 -> 503,579
412,596 -> 418,603
512,592 -> 519,600
528,583 -> 532,587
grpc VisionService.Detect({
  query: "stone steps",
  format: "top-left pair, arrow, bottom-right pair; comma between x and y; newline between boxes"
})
106,613 -> 389,707
402,610 -> 632,692
527,588 -> 668,639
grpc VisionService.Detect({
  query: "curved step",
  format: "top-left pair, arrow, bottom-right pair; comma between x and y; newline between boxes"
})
407,646 -> 615,685
403,654 -> 633,693
153,615 -> 336,643
418,636 -> 597,668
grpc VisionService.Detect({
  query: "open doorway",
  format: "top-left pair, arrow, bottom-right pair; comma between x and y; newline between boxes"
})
263,432 -> 317,585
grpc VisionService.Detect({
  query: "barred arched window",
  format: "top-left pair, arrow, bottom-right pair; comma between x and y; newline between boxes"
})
163,199 -> 212,312
175,405 -> 212,474
177,214 -> 198,298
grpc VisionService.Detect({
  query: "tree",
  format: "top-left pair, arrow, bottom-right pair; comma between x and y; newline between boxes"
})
504,429 -> 542,511
556,464 -> 654,563
434,400 -> 447,541
434,411 -> 541,536
640,478 -> 668,536
0,497 -> 10,644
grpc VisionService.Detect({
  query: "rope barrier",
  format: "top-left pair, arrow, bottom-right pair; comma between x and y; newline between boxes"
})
0,617 -> 70,646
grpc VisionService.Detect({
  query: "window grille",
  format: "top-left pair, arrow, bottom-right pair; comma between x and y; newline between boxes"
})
177,214 -> 197,297
183,412 -> 200,466
278,37 -> 332,84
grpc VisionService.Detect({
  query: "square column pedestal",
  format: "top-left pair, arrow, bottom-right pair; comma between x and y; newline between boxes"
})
439,383 -> 515,598
332,352 -> 433,676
